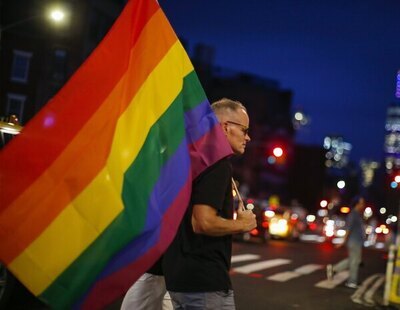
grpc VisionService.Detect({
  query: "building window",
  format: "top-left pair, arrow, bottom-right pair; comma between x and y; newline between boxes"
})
11,50 -> 32,83
52,49 -> 68,81
6,93 -> 26,121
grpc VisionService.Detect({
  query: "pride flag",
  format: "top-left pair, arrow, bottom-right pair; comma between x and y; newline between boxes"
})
0,0 -> 232,308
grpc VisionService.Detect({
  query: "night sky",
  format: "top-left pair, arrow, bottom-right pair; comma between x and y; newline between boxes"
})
159,0 -> 400,163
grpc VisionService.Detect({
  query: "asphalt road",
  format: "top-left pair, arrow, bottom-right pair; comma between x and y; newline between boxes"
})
2,239 -> 394,310
230,239 -> 389,310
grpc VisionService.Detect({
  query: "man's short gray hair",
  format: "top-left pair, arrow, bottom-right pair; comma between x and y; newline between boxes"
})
211,98 -> 247,116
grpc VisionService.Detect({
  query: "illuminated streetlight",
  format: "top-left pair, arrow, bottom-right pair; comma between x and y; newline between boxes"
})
0,6 -> 69,45
50,10 -> 65,22
46,6 -> 69,25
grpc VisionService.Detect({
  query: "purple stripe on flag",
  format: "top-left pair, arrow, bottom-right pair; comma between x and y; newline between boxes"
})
184,99 -> 220,142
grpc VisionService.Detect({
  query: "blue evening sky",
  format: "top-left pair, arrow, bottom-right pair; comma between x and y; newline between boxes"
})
159,0 -> 400,163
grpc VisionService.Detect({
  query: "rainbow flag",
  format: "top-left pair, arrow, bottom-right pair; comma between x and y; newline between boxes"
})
0,0 -> 232,308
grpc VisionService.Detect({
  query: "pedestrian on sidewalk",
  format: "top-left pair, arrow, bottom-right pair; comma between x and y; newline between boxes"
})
326,195 -> 366,289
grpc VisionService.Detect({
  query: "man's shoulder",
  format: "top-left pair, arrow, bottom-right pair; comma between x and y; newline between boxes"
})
197,157 -> 232,178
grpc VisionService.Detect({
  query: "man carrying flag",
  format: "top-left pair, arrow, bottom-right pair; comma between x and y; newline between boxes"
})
163,98 -> 256,309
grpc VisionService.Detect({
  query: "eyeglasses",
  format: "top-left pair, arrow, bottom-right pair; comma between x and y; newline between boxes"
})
225,121 -> 250,136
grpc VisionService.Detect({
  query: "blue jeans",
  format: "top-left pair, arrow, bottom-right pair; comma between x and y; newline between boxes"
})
333,242 -> 362,284
169,290 -> 235,310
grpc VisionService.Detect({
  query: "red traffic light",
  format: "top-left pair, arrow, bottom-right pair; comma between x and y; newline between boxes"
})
272,147 -> 283,158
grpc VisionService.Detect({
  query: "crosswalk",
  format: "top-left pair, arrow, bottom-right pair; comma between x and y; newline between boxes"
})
231,254 -> 385,306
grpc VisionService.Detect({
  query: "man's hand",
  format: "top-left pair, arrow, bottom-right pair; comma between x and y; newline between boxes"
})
236,207 -> 257,232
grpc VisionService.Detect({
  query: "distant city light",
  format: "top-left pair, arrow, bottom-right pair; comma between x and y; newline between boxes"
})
380,207 -> 387,214
391,181 -> 398,189
267,155 -> 276,164
395,175 -> 400,183
317,209 -> 328,217
294,112 -> 304,121
337,180 -> 346,189
264,210 -> 275,218
364,207 -> 373,218
340,206 -> 350,214
320,200 -> 328,208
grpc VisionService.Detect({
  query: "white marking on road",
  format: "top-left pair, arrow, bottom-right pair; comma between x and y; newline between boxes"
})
268,264 -> 323,282
231,254 -> 261,263
364,274 -> 384,305
351,274 -> 381,303
350,274 -> 385,306
233,259 -> 291,274
315,271 -> 349,289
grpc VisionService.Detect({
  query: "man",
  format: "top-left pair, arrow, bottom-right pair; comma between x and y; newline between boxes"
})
120,258 -> 172,310
326,195 -> 366,288
163,98 -> 257,309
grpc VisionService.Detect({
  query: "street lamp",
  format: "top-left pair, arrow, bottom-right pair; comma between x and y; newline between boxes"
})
0,5 -> 69,45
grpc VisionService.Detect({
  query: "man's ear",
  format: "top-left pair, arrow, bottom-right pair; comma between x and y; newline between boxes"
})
221,122 -> 229,136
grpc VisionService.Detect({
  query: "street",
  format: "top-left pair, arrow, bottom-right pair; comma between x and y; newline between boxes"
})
230,239 -> 388,310
3,239 -> 391,309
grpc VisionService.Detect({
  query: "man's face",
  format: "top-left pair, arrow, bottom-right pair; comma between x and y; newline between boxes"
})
222,108 -> 251,155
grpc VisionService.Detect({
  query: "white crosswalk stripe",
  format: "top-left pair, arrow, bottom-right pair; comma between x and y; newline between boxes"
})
267,264 -> 323,282
233,259 -> 291,274
314,270 -> 349,289
231,254 -> 261,263
352,274 -> 385,306
364,274 -> 384,305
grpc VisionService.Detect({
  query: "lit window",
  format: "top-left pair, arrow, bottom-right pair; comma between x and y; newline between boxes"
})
11,50 -> 32,83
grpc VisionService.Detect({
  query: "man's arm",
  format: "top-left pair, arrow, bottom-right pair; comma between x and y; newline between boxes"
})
192,204 -> 256,237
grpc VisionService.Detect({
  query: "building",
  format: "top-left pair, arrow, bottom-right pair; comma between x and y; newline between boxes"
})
0,0 -> 127,125
384,102 -> 400,173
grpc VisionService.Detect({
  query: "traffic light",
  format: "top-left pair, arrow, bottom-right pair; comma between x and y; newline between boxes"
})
273,147 -> 283,158
267,146 -> 285,165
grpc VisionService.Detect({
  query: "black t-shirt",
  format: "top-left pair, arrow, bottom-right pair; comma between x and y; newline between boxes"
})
163,157 -> 233,292
147,256 -> 163,276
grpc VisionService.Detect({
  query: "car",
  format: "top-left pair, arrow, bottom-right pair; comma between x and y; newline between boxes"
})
267,206 -> 306,240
